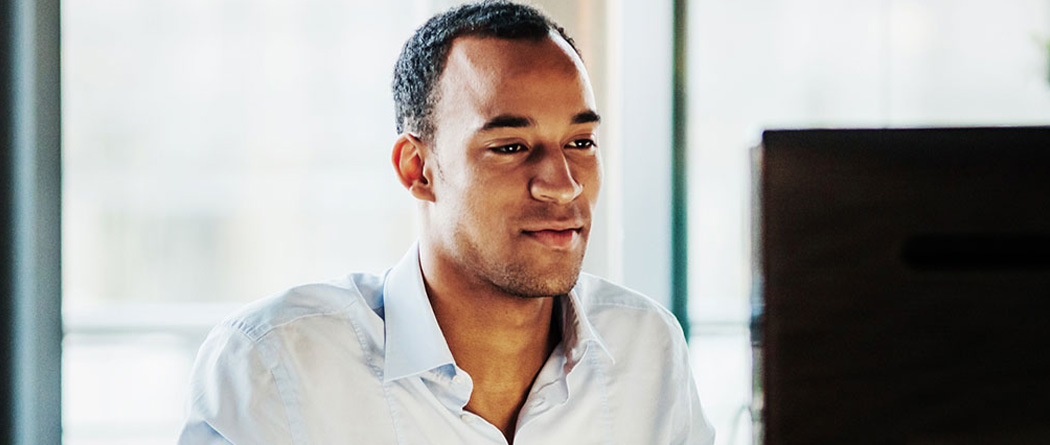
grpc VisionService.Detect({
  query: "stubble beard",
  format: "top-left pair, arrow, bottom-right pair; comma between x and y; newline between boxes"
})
457,232 -> 587,299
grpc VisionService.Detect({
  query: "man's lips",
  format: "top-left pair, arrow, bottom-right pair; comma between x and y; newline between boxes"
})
521,220 -> 585,232
522,227 -> 582,250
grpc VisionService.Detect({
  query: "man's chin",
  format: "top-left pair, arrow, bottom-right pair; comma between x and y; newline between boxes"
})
500,281 -> 577,299
493,263 -> 582,298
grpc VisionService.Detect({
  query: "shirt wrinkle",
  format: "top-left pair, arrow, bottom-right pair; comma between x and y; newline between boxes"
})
221,289 -> 362,343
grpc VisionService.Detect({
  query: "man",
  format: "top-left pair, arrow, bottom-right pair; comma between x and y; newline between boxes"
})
180,1 -> 714,443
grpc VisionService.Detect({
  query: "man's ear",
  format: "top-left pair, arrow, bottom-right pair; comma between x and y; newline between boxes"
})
392,133 -> 436,202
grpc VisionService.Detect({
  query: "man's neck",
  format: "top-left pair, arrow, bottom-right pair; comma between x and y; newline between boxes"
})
419,247 -> 561,442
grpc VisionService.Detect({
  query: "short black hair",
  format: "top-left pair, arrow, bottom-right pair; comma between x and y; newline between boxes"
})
392,0 -> 579,140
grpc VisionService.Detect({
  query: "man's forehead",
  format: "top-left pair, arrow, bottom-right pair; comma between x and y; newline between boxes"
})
430,32 -> 597,140
443,32 -> 585,81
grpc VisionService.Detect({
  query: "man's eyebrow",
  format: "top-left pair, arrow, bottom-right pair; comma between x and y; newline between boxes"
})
478,111 -> 601,132
572,110 -> 601,125
480,115 -> 533,131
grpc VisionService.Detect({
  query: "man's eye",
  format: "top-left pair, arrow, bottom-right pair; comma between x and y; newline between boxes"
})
491,143 -> 526,154
568,139 -> 596,149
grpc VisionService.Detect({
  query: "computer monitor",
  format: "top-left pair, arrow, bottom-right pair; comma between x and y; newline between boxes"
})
754,127 -> 1050,444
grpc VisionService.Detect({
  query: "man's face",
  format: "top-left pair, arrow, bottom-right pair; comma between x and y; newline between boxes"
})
423,33 -> 602,298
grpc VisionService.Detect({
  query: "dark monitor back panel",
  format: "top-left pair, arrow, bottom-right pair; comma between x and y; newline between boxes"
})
756,127 -> 1050,445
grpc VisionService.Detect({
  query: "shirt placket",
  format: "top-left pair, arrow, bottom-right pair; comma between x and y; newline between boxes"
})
422,365 -> 508,443
515,343 -> 572,433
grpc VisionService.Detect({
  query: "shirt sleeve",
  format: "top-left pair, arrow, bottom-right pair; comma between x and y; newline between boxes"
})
681,363 -> 717,445
178,323 -> 296,444
670,322 -> 717,445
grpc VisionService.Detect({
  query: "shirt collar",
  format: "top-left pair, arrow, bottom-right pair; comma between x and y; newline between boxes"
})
381,244 -> 615,382
382,243 -> 456,383
561,286 -> 616,366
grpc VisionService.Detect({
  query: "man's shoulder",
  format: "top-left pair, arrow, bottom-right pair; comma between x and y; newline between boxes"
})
218,271 -> 386,342
574,272 -> 685,339
575,272 -> 677,316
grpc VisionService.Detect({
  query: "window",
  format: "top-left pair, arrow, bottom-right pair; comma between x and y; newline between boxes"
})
62,1 -> 426,442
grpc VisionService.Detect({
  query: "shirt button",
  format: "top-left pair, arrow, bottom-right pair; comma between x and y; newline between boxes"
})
452,375 -> 465,385
460,413 -> 473,423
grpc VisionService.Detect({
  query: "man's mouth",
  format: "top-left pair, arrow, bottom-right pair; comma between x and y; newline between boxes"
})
522,228 -> 582,250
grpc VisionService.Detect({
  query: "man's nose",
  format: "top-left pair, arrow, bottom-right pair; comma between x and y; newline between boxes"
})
529,147 -> 583,205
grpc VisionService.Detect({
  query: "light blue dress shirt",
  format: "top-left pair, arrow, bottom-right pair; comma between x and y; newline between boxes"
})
179,245 -> 715,444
